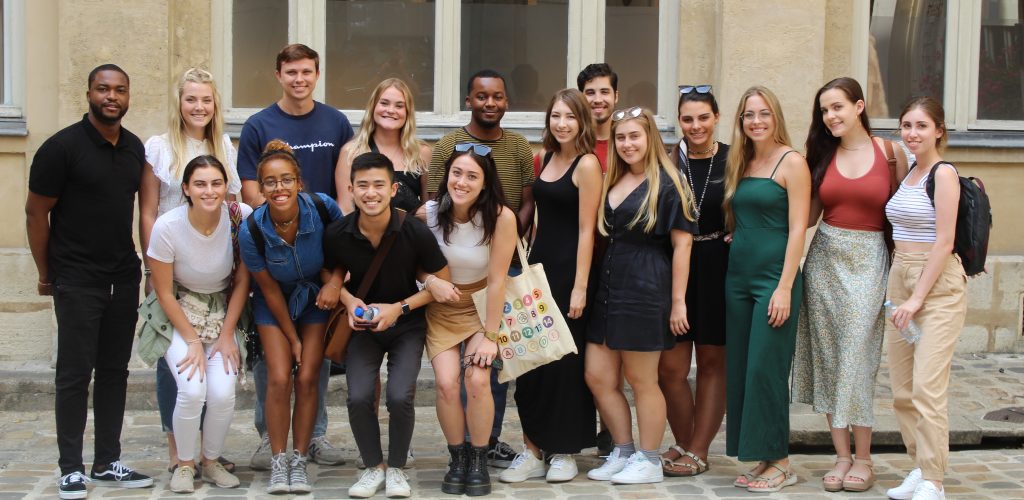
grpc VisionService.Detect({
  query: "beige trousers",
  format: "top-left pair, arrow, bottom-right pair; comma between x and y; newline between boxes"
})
885,251 -> 967,482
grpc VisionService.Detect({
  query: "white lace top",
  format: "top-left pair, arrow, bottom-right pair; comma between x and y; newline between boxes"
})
145,133 -> 241,216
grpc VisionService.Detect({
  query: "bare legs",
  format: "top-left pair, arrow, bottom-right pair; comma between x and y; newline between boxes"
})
658,342 -> 726,470
434,332 -> 493,447
260,323 -> 325,455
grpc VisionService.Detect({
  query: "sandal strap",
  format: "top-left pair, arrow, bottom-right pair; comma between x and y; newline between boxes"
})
754,463 -> 791,484
682,451 -> 708,470
669,444 -> 687,456
853,457 -> 873,467
836,456 -> 853,464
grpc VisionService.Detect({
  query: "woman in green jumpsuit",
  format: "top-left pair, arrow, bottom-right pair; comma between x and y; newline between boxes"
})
722,86 -> 811,493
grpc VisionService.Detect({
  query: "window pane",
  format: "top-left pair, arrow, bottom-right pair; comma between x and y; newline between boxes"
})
232,0 -> 288,108
461,0 -> 568,112
325,0 -> 435,111
605,0 -> 658,112
978,0 -> 1023,121
868,0 -> 947,120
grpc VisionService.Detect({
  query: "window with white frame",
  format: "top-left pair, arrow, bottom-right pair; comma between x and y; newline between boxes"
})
866,0 -> 1024,131
214,0 -> 678,129
0,0 -> 24,120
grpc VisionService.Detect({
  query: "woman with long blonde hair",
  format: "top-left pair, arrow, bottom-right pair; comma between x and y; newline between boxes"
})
584,106 -> 696,485
723,86 -> 810,493
336,78 -> 431,213
139,67 -> 241,474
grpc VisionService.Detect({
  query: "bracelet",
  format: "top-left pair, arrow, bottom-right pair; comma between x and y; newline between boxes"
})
38,280 -> 52,286
144,268 -> 151,276
424,274 -> 437,288
186,338 -> 202,345
325,282 -> 341,291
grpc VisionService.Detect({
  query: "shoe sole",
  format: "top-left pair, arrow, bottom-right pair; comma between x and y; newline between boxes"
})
440,482 -> 465,495
499,470 -> 545,483
58,490 -> 88,500
465,483 -> 492,496
611,476 -> 663,484
290,484 -> 313,494
385,488 -> 411,498
546,473 -> 578,483
202,477 -> 240,489
266,484 -> 289,495
747,473 -> 798,493
91,478 -> 154,488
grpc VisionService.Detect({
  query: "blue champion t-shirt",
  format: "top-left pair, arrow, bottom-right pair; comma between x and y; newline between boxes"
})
237,101 -> 354,196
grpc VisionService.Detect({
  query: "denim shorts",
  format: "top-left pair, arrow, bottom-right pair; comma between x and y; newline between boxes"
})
252,292 -> 329,327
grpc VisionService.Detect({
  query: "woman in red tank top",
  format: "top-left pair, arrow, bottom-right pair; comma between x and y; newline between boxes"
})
793,77 -> 907,493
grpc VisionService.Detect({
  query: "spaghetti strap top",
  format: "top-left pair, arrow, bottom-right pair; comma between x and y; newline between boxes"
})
769,150 -> 794,179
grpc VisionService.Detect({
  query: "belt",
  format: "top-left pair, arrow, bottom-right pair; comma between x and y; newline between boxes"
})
693,230 -> 725,242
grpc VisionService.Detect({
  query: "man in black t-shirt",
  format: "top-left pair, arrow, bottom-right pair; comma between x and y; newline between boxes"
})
323,152 -> 450,498
26,64 -> 154,499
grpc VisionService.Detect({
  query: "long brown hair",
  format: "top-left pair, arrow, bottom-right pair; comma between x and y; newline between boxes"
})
541,88 -> 595,155
805,77 -> 871,195
723,86 -> 792,231
598,107 -> 693,236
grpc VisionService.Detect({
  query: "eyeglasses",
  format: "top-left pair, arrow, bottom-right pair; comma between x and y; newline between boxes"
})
679,84 -> 713,95
741,110 -> 773,122
454,143 -> 492,156
260,176 -> 297,189
611,106 -> 644,122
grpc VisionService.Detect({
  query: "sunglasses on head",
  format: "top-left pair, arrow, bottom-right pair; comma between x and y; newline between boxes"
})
453,143 -> 493,156
611,106 -> 644,122
679,84 -> 713,95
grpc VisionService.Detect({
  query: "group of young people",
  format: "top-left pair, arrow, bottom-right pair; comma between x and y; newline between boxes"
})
29,41 -> 966,500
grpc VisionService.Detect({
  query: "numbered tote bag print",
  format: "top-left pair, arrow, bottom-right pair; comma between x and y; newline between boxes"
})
472,239 -> 577,383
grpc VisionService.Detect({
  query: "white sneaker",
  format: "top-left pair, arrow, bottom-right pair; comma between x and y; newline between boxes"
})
610,452 -> 663,484
911,480 -> 945,500
385,467 -> 412,498
348,467 -> 385,498
887,468 -> 923,499
587,447 -> 629,481
498,448 -> 545,483
546,454 -> 578,482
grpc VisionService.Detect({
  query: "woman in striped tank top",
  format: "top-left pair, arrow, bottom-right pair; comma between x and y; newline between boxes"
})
883,96 -> 966,500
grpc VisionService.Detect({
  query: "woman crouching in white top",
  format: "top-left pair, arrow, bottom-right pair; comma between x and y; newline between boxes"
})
883,96 -> 965,500
147,155 -> 252,494
419,143 -> 517,497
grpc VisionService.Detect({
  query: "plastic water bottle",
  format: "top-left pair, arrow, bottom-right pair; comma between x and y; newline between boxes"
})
353,306 -> 380,322
883,300 -> 922,344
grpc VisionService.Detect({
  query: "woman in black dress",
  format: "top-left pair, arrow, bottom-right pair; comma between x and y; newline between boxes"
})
336,78 -> 431,213
659,86 -> 730,477
499,89 -> 603,484
584,106 -> 696,485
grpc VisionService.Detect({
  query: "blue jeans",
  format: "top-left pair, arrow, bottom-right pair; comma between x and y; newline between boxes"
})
460,265 -> 520,441
253,357 -> 330,438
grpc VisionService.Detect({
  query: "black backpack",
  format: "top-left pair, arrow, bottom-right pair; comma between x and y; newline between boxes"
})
924,162 -> 992,276
247,193 -> 334,257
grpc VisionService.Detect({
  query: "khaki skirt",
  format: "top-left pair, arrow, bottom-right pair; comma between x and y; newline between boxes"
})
425,278 -> 487,360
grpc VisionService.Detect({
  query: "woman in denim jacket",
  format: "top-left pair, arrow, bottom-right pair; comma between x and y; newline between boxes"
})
238,140 -> 344,494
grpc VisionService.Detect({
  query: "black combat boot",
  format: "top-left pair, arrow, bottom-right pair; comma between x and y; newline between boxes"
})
465,444 -> 491,496
441,443 -> 468,494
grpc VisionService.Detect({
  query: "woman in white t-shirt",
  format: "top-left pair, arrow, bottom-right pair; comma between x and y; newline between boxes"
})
139,68 -> 241,473
148,155 -> 252,494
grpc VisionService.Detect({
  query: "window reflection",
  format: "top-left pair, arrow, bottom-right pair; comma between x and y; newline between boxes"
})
606,0 -> 659,112
868,0 -> 947,119
978,0 -> 1023,121
232,0 -> 288,108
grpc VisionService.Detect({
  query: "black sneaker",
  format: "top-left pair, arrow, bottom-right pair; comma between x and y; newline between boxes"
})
90,461 -> 154,488
58,471 -> 90,499
486,440 -> 516,468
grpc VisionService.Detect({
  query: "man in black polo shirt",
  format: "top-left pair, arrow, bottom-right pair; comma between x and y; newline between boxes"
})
26,64 -> 153,499
323,152 -> 449,498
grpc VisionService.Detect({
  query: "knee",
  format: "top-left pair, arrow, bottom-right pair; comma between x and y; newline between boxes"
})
266,370 -> 291,394
205,384 -> 236,413
295,369 -> 319,395
385,387 -> 414,415
585,369 -> 612,396
436,376 -> 461,405
658,362 -> 689,388
464,368 -> 490,400
176,383 -> 207,414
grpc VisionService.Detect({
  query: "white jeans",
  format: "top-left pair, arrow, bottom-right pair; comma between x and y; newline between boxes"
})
165,330 -> 237,462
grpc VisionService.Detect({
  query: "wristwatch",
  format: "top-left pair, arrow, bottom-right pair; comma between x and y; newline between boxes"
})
483,330 -> 499,342
400,301 -> 411,315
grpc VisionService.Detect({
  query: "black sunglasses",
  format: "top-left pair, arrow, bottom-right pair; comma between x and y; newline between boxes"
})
454,143 -> 493,156
679,84 -> 713,95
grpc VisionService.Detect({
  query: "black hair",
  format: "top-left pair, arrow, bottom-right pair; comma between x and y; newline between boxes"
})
88,64 -> 129,88
350,151 -> 395,183
678,89 -> 719,115
257,139 -> 303,184
466,69 -> 507,97
805,77 -> 872,195
576,63 -> 617,92
434,149 -> 510,246
180,155 -> 227,206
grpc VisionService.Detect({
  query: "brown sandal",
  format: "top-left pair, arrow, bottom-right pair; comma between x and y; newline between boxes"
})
823,456 -> 852,492
843,457 -> 875,492
661,445 -> 708,477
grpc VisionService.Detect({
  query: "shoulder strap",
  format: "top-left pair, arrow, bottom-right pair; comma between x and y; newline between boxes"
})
228,201 -> 242,260
309,193 -> 334,225
925,161 -> 956,206
881,139 -> 899,197
247,211 -> 266,258
537,151 -> 555,176
354,210 -> 407,300
770,150 -> 795,179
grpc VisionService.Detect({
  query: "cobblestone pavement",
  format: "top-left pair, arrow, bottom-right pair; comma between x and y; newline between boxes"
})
0,353 -> 1021,498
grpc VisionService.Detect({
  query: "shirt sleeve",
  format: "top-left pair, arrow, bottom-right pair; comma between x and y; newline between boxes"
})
236,120 -> 261,181
322,220 -> 344,271
655,172 -> 698,236
146,216 -> 175,263
427,136 -> 454,193
224,135 -> 242,195
238,209 -> 267,273
28,138 -> 68,198
409,217 -> 448,274
519,137 -> 536,187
